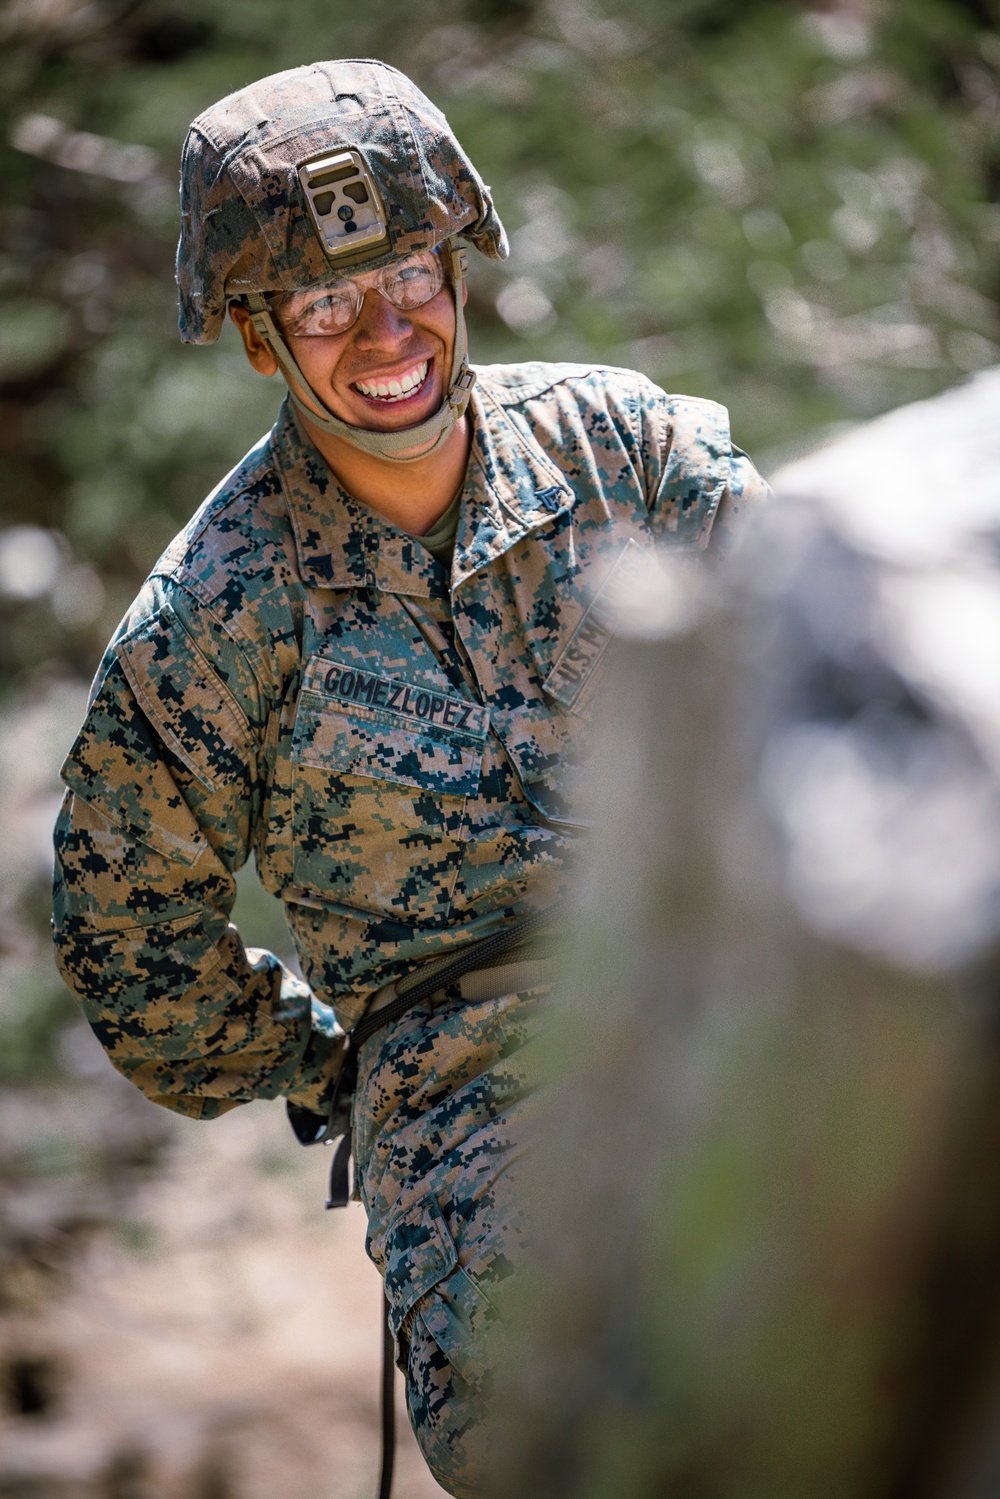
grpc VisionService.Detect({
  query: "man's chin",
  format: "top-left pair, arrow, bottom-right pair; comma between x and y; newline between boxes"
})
295,376 -> 457,455
345,385 -> 443,432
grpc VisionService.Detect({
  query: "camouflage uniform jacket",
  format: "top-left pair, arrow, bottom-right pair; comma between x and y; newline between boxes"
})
52,361 -> 766,1122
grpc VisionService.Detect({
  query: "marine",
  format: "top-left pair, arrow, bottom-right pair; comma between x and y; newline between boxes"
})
51,58 -> 770,1498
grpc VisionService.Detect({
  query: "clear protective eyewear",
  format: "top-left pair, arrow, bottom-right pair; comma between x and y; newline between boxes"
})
269,248 -> 446,338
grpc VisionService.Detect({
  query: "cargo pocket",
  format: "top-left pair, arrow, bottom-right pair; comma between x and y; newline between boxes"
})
291,657 -> 487,925
381,1194 -> 497,1387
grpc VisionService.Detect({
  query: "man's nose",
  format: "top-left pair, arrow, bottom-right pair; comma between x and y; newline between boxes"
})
351,288 -> 412,347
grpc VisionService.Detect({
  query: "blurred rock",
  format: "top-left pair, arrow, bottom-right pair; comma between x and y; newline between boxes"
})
498,368 -> 1000,1499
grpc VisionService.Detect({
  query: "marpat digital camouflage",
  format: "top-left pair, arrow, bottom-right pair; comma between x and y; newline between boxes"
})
53,363 -> 768,1495
176,58 -> 508,346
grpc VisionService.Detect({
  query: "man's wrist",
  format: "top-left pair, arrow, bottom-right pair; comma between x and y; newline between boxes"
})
282,1026 -> 347,1112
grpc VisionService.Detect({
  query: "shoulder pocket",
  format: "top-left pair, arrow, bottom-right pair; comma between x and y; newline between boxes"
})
60,603 -> 255,868
115,602 -> 254,792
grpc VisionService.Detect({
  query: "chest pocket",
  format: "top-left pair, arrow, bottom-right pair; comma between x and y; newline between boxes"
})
291,657 -> 487,926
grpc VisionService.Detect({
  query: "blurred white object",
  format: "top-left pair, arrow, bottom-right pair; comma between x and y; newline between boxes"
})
768,368 -> 1000,971
0,525 -> 62,599
776,366 -> 1000,568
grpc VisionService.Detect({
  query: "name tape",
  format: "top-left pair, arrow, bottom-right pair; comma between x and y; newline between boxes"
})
544,537 -> 646,710
544,612 -> 612,702
316,661 -> 484,732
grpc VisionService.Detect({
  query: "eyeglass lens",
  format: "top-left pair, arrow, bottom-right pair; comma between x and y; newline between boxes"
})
271,250 -> 445,337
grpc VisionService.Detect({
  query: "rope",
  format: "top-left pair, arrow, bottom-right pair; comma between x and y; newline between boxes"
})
378,1292 -> 396,1499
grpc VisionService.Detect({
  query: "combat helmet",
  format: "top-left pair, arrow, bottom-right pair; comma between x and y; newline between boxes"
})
177,59 -> 508,462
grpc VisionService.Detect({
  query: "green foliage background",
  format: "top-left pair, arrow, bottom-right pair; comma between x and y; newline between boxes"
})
0,0 -> 998,1079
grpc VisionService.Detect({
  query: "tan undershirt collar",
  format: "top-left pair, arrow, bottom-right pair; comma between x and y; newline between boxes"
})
410,487 -> 463,567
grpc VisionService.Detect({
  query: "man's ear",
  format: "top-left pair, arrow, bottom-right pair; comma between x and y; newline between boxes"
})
229,303 -> 280,377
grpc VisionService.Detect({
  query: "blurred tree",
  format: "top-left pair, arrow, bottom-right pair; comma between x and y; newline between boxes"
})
0,0 -> 997,690
0,0 -> 997,1078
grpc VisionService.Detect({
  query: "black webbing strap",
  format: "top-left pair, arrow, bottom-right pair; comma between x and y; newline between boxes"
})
287,907 -> 558,1210
378,1292 -> 396,1499
287,1047 -> 358,1208
351,906 -> 556,1051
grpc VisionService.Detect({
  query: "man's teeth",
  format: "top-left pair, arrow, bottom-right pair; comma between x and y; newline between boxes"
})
355,361 -> 428,401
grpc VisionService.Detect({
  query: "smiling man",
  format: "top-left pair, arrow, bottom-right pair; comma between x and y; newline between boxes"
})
228,243 -> 474,535
52,59 -> 768,1499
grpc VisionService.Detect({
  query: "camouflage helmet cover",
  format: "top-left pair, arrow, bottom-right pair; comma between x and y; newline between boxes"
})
176,58 -> 508,344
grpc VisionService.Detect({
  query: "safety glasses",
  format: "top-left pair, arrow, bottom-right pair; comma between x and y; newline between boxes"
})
268,248 -> 447,338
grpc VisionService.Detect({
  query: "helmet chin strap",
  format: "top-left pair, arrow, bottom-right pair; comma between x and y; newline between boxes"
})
244,239 -> 475,464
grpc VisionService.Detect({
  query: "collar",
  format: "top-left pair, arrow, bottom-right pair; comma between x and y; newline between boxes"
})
271,399 -> 442,598
452,367 -> 575,587
270,378 -> 575,596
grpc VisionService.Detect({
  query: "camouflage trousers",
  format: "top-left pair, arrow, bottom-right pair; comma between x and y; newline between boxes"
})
355,980 -> 544,1499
